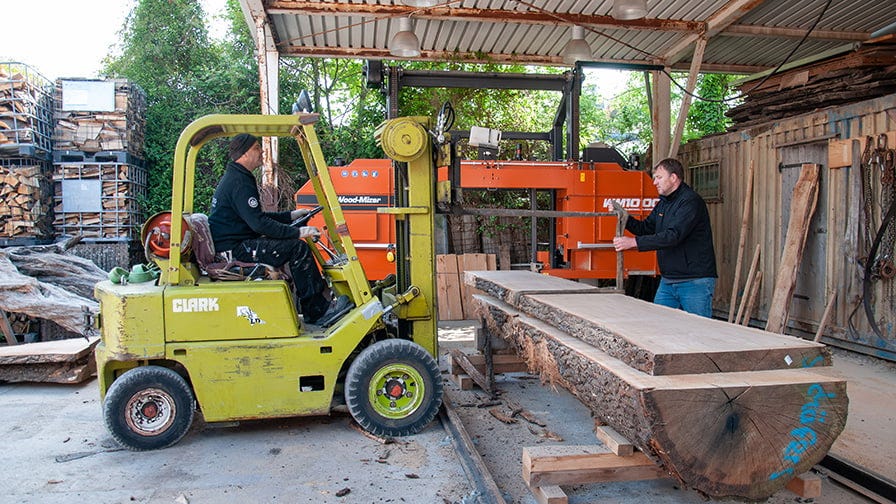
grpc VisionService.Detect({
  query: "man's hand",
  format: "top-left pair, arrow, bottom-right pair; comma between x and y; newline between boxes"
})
290,209 -> 311,220
613,236 -> 637,251
299,226 -> 321,239
610,199 -> 629,219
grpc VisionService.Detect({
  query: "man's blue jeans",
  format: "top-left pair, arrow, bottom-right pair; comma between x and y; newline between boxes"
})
653,277 -> 716,318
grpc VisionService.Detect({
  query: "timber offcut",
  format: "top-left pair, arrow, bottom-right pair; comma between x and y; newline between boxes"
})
466,270 -> 848,500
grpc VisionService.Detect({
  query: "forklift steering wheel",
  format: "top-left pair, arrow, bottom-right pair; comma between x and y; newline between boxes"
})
291,205 -> 323,227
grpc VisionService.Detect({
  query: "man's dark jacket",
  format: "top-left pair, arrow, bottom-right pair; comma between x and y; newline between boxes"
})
626,182 -> 717,280
209,161 -> 299,251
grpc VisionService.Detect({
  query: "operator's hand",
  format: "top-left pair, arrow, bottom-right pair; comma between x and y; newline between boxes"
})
613,236 -> 638,252
291,208 -> 311,220
299,226 -> 321,240
610,199 -> 629,219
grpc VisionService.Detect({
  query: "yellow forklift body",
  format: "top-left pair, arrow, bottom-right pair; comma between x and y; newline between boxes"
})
164,281 -> 299,342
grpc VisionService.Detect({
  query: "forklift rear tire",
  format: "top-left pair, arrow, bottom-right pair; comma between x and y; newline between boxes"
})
345,339 -> 443,437
103,366 -> 195,451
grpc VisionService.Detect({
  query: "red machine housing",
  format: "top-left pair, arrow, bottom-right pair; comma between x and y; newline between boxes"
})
295,158 -> 658,281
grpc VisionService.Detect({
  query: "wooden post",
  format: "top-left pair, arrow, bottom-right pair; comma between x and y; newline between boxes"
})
729,160 -> 755,322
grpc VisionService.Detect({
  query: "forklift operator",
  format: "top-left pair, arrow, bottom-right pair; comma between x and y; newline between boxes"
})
208,134 -> 352,327
612,158 -> 717,318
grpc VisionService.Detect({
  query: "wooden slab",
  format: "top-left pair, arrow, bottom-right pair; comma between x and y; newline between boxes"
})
469,271 -> 830,376
465,270 -> 599,306
476,293 -> 848,500
0,337 -> 98,364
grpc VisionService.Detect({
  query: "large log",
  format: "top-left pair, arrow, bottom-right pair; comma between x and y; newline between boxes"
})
467,271 -> 848,500
0,244 -> 104,335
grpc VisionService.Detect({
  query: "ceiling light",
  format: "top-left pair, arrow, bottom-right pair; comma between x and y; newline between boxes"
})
390,17 -> 421,58
612,0 -> 647,20
562,25 -> 592,65
401,0 -> 439,6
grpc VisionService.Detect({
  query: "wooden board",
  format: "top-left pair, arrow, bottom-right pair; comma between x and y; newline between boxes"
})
472,281 -> 848,500
766,164 -> 820,334
470,271 -> 830,376
461,254 -> 490,319
436,254 -> 464,321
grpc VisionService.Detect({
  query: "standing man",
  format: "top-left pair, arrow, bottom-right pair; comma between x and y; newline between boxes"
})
209,133 -> 352,327
613,158 -> 717,317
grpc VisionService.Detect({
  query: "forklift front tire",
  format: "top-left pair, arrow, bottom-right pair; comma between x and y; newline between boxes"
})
345,339 -> 443,437
103,366 -> 195,451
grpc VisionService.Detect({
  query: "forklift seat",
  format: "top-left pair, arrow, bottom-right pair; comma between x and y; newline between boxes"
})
186,213 -> 287,281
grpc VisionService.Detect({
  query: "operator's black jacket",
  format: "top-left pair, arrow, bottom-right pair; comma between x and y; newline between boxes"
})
209,161 -> 299,251
626,182 -> 717,280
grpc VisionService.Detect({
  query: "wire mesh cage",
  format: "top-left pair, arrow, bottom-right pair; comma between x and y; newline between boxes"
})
0,62 -> 53,159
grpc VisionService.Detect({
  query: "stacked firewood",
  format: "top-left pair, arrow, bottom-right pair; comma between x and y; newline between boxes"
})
0,63 -> 52,153
53,79 -> 146,155
53,161 -> 146,239
0,161 -> 52,239
727,39 -> 896,129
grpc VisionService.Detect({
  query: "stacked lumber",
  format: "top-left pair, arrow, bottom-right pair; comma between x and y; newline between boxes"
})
53,161 -> 146,239
467,270 -> 848,500
53,79 -> 146,155
0,63 -> 52,155
0,160 -> 52,239
727,38 -> 896,129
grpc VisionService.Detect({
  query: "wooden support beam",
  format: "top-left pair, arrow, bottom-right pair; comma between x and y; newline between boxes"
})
523,446 -> 666,487
663,0 -> 767,64
594,425 -> 635,457
651,70 -> 671,166
448,350 -> 528,376
529,484 -> 568,504
785,472 -> 822,498
668,37 -> 706,159
450,348 -> 493,395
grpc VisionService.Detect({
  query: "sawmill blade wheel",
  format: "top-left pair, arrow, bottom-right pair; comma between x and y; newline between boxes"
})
345,339 -> 443,437
103,366 -> 195,451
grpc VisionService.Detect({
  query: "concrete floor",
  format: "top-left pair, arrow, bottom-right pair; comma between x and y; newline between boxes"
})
0,380 -> 472,503
0,323 -> 891,504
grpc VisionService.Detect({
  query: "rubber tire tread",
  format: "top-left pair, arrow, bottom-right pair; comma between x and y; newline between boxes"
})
103,366 -> 195,451
345,339 -> 443,437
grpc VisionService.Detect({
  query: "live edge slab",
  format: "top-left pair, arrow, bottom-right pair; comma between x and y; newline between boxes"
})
465,270 -> 847,501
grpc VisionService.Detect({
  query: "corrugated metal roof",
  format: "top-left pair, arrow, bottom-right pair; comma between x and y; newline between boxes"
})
245,0 -> 896,73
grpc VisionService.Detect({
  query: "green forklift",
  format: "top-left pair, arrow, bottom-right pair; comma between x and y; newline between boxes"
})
93,112 -> 446,450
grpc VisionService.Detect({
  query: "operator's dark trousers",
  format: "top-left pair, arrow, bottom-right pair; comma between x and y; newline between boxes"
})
233,238 -> 329,320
